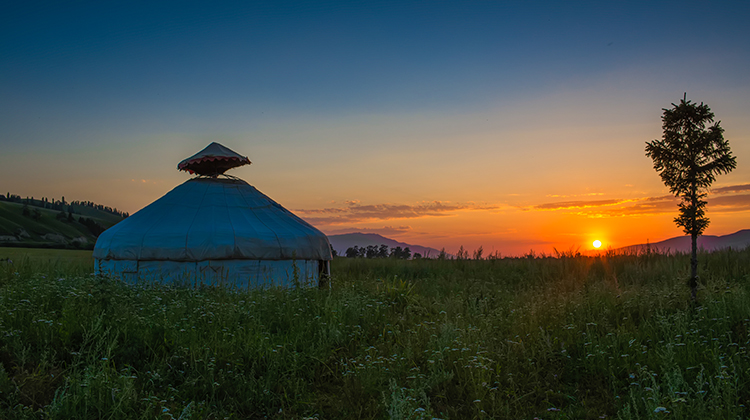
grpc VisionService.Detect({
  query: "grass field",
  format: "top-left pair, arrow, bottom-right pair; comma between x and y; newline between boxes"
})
1,248 -> 749,419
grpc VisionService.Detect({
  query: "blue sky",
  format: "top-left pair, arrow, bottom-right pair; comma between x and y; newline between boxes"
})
2,1 -> 749,253
5,1 -> 748,123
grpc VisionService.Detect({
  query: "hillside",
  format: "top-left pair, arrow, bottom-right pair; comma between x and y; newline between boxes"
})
0,201 -> 125,249
617,229 -> 750,253
327,232 -> 444,258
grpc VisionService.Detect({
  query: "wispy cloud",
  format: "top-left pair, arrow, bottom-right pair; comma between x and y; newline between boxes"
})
545,192 -> 605,198
712,184 -> 750,195
300,187 -> 750,227
589,196 -> 678,217
296,201 -> 499,225
323,225 -> 414,236
708,194 -> 750,211
530,190 -> 750,218
533,199 -> 626,210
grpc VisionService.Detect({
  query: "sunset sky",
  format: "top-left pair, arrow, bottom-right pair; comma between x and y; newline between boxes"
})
2,1 -> 749,255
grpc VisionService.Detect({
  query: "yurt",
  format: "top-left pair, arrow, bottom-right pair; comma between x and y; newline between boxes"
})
94,143 -> 332,288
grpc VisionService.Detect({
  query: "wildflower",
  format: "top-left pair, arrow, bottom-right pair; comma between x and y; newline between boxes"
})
654,407 -> 669,413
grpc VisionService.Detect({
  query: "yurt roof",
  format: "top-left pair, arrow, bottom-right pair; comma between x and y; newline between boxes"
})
177,142 -> 251,176
94,143 -> 331,262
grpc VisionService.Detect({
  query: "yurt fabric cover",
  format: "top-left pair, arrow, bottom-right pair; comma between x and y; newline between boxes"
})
94,177 -> 332,288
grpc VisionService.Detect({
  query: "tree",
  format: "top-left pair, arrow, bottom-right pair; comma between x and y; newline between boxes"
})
390,246 -> 403,259
645,94 -> 736,301
345,246 -> 360,258
365,245 -> 379,259
378,244 -> 390,258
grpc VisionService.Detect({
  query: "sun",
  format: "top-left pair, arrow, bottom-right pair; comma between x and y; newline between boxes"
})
593,240 -> 602,249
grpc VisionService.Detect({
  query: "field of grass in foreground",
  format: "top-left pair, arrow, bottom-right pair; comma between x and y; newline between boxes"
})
1,249 -> 750,419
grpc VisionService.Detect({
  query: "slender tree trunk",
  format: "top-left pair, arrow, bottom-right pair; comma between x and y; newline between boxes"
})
690,232 -> 698,302
689,178 -> 699,302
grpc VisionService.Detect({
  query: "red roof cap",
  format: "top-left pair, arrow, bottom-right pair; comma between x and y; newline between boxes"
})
177,142 -> 251,175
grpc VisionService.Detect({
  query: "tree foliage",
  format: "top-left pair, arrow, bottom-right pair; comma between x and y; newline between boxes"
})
645,94 -> 736,301
645,95 -> 736,237
344,244 -> 413,259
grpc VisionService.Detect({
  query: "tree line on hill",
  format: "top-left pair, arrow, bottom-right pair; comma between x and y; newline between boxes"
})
340,244 -> 508,261
344,245 -> 415,259
18,204 -> 107,237
1,193 -> 129,218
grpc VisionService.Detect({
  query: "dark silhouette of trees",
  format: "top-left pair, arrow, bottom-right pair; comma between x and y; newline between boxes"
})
365,245 -> 379,259
378,245 -> 389,258
390,246 -> 411,259
1,192 -> 129,218
78,217 -> 106,237
343,244 -> 413,259
645,94 -> 736,301
21,204 -> 41,220
345,246 -> 361,258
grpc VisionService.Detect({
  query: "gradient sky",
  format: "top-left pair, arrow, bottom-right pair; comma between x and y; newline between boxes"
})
2,1 -> 749,255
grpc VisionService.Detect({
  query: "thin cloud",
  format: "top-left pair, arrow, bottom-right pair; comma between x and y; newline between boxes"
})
534,199 -> 626,210
569,194 -> 750,217
590,197 -> 679,217
545,192 -> 605,198
324,225 -> 414,236
296,201 -> 499,225
711,184 -> 750,195
708,194 -> 750,211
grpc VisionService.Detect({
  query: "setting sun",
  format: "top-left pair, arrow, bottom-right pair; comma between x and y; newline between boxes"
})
593,240 -> 602,248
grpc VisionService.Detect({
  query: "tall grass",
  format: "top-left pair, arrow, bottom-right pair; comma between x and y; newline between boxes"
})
0,248 -> 749,419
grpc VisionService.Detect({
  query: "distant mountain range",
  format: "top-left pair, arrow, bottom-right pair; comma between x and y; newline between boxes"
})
327,233 -> 444,258
616,229 -> 750,253
329,230 -> 750,259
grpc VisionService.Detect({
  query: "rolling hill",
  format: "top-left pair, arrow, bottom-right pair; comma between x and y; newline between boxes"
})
0,201 -> 126,249
327,232 -> 444,258
616,229 -> 750,254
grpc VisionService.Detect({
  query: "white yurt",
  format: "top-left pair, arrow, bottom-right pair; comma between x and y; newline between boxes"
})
94,142 -> 332,288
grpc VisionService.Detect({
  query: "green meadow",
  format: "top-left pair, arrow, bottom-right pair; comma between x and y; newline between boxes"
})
1,248 -> 749,419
